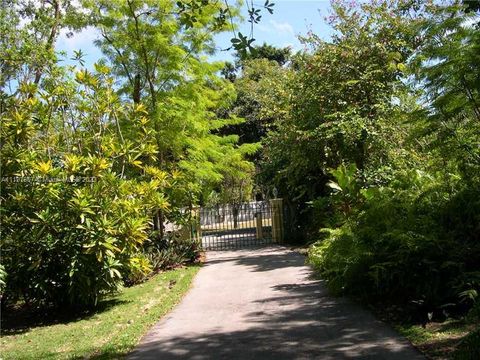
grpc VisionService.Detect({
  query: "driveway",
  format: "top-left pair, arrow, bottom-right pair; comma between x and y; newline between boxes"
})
128,246 -> 423,359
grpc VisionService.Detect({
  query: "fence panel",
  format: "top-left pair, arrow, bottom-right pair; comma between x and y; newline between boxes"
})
199,201 -> 273,250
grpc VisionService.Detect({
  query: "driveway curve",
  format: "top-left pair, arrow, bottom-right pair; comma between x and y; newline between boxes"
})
129,246 -> 423,359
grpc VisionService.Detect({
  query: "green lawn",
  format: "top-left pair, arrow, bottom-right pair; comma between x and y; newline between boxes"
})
1,265 -> 200,360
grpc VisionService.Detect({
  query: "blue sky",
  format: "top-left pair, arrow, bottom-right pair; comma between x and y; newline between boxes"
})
56,1 -> 334,67
211,0 -> 334,62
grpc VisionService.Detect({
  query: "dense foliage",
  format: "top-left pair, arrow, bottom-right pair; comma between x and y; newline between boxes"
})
0,0 -> 257,308
1,2 -> 479,356
228,0 -> 480,328
306,2 -> 480,321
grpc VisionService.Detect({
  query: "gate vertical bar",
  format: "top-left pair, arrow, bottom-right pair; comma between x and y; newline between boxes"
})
256,208 -> 263,240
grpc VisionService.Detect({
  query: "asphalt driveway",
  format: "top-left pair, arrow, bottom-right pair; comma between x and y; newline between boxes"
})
128,246 -> 423,359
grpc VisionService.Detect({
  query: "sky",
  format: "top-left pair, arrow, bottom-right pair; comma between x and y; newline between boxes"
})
210,0 -> 334,62
56,1 -> 334,67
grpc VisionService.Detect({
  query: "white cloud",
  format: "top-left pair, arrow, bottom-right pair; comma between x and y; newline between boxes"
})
256,23 -> 273,33
269,20 -> 294,35
57,26 -> 99,53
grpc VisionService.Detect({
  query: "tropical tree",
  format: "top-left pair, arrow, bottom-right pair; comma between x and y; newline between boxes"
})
0,0 -> 260,308
261,0 -> 421,204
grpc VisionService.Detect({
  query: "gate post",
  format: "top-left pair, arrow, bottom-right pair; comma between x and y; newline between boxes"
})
255,212 -> 263,240
190,207 -> 201,241
270,198 -> 284,243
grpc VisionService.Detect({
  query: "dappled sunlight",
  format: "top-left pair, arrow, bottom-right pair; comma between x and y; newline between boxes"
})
128,248 -> 423,360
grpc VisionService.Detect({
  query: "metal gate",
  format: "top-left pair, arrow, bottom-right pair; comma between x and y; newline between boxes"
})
199,201 -> 273,250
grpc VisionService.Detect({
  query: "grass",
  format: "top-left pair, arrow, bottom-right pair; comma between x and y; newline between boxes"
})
396,319 -> 479,359
0,265 -> 200,360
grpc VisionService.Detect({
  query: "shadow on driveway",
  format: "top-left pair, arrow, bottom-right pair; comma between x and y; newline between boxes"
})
128,246 -> 423,360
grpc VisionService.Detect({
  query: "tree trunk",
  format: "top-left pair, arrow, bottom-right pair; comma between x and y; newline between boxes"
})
153,210 -> 164,241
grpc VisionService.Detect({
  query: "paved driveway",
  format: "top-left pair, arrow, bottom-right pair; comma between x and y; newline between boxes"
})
129,246 -> 423,359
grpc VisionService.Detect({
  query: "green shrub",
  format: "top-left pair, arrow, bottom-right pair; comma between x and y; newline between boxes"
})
146,234 -> 200,270
124,233 -> 201,286
309,166 -> 480,319
0,162 -> 163,308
